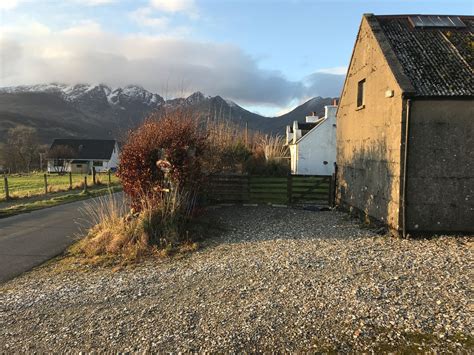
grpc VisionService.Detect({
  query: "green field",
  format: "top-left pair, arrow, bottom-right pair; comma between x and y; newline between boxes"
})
0,172 -> 120,201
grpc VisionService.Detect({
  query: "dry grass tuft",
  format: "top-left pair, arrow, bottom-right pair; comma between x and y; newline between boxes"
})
72,188 -> 198,264
259,135 -> 289,161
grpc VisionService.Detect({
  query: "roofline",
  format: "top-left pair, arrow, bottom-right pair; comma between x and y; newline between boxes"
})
336,16 -> 365,117
51,138 -> 117,142
373,14 -> 474,19
46,158 -> 111,161
364,14 -> 416,94
403,94 -> 474,100
294,116 -> 329,144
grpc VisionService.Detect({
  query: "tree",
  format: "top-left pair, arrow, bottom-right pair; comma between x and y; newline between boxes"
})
3,126 -> 40,173
0,142 -> 8,173
46,145 -> 77,174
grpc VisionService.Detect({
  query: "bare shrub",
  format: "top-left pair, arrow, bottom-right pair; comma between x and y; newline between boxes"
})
117,109 -> 207,210
259,135 -> 289,161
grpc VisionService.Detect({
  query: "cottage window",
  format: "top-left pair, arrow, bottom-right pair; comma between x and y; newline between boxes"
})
54,159 -> 64,167
357,79 -> 366,108
93,161 -> 103,167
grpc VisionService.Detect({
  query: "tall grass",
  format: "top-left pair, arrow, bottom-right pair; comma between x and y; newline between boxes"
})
259,135 -> 289,161
205,118 -> 264,151
75,188 -> 196,261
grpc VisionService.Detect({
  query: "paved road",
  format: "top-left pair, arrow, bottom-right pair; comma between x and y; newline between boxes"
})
0,193 -> 122,283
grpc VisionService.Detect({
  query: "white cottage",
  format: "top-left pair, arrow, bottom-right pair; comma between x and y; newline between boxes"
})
286,105 -> 337,175
47,138 -> 120,174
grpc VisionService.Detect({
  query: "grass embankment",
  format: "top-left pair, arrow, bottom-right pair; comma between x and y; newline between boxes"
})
0,172 -> 120,201
0,184 -> 122,218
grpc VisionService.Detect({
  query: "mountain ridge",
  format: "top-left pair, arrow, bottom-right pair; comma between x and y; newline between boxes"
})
0,83 -> 335,143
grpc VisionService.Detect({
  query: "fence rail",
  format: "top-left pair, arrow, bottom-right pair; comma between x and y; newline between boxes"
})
207,174 -> 335,206
1,170 -> 116,201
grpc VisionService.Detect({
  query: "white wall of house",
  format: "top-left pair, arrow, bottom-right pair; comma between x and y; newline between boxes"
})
47,160 -> 72,173
290,105 -> 337,176
106,142 -> 120,170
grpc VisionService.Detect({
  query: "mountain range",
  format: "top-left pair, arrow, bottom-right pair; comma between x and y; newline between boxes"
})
0,83 -> 335,144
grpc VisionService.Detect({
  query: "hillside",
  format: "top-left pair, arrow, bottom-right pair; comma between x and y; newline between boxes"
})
0,84 -> 335,143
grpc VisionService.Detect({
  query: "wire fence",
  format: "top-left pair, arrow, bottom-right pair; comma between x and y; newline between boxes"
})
0,171 -> 119,201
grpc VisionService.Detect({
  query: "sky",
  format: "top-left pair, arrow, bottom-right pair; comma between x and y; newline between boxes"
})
0,0 -> 472,116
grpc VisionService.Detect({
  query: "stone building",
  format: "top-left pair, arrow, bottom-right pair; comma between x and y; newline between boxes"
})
336,14 -> 473,235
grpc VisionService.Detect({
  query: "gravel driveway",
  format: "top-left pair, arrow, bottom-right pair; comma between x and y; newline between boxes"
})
0,206 -> 472,352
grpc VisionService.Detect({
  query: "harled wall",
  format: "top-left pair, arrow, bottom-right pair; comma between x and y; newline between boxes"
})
336,17 -> 404,230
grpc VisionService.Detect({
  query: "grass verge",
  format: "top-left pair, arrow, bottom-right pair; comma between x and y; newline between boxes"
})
0,185 -> 122,218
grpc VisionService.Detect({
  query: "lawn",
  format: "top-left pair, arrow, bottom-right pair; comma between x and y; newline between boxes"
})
0,172 -> 120,201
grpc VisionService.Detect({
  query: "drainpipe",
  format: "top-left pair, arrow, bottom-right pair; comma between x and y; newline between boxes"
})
402,99 -> 411,238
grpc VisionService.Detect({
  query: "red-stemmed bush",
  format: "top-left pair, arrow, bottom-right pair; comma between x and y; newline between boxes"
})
117,110 -> 207,210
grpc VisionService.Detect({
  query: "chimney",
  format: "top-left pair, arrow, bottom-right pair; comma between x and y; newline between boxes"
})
306,114 -> 319,123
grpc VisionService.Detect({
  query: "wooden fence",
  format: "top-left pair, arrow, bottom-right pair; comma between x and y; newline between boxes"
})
206,174 -> 335,206
1,170 -> 114,201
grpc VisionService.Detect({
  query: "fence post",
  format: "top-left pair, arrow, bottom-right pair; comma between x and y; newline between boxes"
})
69,172 -> 72,190
287,174 -> 293,205
83,176 -> 88,192
108,170 -> 111,185
92,167 -> 96,185
44,173 -> 48,194
3,175 -> 9,200
329,174 -> 336,207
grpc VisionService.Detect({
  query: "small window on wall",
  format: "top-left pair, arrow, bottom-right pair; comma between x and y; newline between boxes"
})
357,79 -> 366,108
93,161 -> 103,167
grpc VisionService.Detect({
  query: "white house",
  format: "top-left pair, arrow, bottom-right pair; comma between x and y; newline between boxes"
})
286,105 -> 337,176
47,138 -> 120,174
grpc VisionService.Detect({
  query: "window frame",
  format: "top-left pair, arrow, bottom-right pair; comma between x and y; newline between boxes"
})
356,78 -> 366,109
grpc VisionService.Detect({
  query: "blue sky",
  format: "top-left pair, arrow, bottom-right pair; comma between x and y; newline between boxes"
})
1,0 -> 473,115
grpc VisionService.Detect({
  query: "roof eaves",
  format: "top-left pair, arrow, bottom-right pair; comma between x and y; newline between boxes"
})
295,117 -> 327,144
365,14 -> 416,95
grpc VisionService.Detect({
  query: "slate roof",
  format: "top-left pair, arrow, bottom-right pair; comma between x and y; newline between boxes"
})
372,15 -> 473,97
298,122 -> 319,131
49,139 -> 116,160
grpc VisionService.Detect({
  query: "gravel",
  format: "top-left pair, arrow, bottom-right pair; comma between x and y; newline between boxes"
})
0,206 -> 472,352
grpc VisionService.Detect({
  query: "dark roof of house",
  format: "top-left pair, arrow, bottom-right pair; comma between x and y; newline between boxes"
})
298,122 -> 319,131
49,139 -> 116,160
369,14 -> 473,97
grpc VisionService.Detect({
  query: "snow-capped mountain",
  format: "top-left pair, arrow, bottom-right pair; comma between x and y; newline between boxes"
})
0,83 -> 335,144
0,83 -> 165,108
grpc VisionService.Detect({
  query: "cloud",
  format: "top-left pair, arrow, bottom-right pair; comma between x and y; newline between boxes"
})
130,7 -> 170,29
316,66 -> 347,75
75,0 -> 115,6
150,0 -> 195,13
0,0 -> 22,10
0,22 -> 344,107
303,72 -> 345,98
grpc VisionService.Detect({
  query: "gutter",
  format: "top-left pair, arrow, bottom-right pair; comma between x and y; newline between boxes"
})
401,98 -> 411,238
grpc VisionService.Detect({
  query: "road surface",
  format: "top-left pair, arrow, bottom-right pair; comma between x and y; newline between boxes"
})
0,193 -> 122,283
